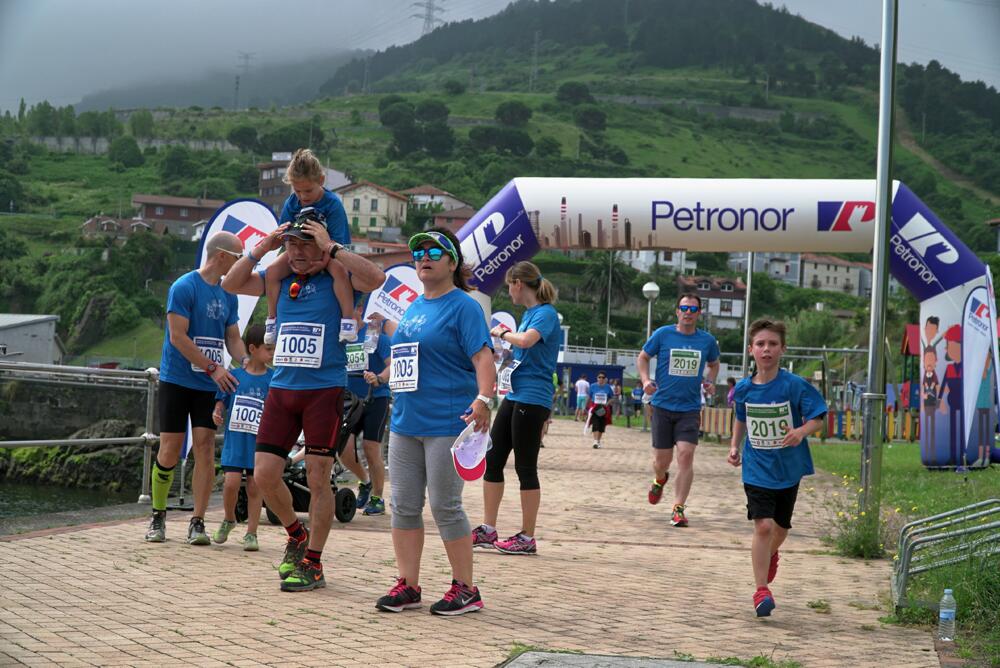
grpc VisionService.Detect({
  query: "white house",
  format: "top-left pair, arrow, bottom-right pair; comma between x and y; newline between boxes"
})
0,314 -> 65,364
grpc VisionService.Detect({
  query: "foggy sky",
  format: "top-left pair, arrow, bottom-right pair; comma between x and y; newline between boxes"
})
0,0 -> 997,114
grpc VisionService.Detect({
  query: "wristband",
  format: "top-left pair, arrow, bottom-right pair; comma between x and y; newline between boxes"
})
475,394 -> 492,406
205,362 -> 218,375
247,248 -> 261,263
499,330 -> 508,340
328,242 -> 343,259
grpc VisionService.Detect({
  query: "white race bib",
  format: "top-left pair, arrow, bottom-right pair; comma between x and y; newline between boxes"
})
497,359 -> 521,394
389,342 -> 419,393
593,392 -> 608,405
191,336 -> 224,372
746,401 -> 792,449
346,343 -> 367,373
274,322 -> 325,368
668,348 -> 701,377
228,396 -> 264,435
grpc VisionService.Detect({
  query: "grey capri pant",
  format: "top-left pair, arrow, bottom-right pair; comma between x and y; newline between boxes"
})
388,432 -> 471,542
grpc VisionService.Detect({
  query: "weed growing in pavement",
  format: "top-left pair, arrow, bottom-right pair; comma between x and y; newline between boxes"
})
506,643 -> 582,659
806,599 -> 831,614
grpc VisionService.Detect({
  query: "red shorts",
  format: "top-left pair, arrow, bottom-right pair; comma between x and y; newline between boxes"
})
256,386 -> 344,456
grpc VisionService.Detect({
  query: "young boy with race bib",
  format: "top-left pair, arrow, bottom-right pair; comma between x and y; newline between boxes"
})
728,319 -> 827,617
587,373 -> 613,449
210,324 -> 274,551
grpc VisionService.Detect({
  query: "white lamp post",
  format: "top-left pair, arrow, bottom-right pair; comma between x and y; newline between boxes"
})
642,281 -> 660,340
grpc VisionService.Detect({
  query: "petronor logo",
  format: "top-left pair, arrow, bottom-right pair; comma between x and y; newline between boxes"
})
817,201 -> 875,231
895,213 -> 958,264
221,214 -> 267,247
462,212 -> 505,264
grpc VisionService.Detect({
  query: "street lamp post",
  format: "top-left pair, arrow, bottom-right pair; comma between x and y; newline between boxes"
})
642,281 -> 660,340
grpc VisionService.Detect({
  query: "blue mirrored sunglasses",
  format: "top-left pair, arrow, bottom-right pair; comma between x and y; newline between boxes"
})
412,247 -> 446,262
678,305 -> 700,313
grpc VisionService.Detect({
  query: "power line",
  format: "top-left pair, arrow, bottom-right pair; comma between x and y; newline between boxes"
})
412,0 -> 446,36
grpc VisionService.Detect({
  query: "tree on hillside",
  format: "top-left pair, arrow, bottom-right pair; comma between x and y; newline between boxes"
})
378,95 -> 408,117
227,124 -> 258,153
415,99 -> 450,124
58,106 -> 77,137
443,79 -> 466,95
159,145 -> 195,180
128,110 -> 155,139
0,171 -> 24,211
26,101 -> 59,135
108,136 -> 144,168
380,101 -> 416,129
556,82 -> 594,105
495,100 -> 532,127
534,136 -> 561,158
574,105 -> 607,132
422,122 -> 455,158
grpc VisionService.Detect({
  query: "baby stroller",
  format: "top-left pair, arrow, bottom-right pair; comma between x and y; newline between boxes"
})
235,389 -> 367,525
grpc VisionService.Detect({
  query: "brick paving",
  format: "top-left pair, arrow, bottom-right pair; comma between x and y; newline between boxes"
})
0,420 -> 937,667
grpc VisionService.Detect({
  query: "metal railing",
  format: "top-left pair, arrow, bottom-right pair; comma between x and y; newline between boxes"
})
0,360 -> 159,503
891,499 -> 1000,609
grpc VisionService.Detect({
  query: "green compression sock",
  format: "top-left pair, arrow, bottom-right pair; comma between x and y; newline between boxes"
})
151,461 -> 175,511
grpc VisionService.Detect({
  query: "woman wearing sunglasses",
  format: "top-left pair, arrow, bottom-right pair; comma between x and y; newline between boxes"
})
372,227 -> 495,616
472,261 -> 560,555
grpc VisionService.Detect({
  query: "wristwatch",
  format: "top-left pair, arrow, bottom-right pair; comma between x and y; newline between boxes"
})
205,362 -> 218,375
327,241 -> 344,259
499,330 -> 508,340
475,394 -> 492,406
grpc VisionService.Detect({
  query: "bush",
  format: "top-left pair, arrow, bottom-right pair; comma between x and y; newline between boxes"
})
106,292 -> 141,337
574,105 -> 607,132
443,79 -> 466,95
108,136 -> 144,168
495,100 -> 532,127
380,101 -> 416,129
534,136 -> 561,158
227,125 -> 258,153
556,81 -> 594,105
415,99 -> 450,124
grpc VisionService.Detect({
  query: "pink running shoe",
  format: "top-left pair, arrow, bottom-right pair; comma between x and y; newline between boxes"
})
494,533 -> 537,555
767,550 -> 780,584
472,525 -> 498,550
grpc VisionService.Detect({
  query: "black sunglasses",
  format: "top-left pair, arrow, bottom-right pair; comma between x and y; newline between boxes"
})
412,247 -> 446,262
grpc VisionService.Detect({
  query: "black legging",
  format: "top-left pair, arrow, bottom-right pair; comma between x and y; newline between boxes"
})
485,398 -> 550,490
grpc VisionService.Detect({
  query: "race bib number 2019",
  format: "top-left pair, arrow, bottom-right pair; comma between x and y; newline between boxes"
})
746,402 -> 792,449
668,349 -> 701,377
389,343 -> 419,393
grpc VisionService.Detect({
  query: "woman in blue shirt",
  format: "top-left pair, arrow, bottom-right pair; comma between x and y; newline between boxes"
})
372,228 -> 495,617
472,261 -> 560,556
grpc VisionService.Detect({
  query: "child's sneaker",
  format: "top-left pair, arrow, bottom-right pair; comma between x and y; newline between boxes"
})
494,533 -> 537,555
376,577 -> 422,612
472,524 -> 498,550
670,504 -> 689,527
430,579 -> 483,616
592,441 -> 602,449
767,550 -> 780,584
243,533 -> 259,552
648,474 -> 669,505
264,317 -> 277,345
363,496 -> 386,516
339,318 -> 358,342
356,481 -> 372,509
212,519 -> 237,544
753,586 -> 776,617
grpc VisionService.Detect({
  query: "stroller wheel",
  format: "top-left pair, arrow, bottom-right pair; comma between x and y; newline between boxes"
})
235,487 -> 249,524
264,504 -> 282,526
335,487 -> 357,523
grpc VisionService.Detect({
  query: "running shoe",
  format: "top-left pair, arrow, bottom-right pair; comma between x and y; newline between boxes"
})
280,560 -> 325,592
494,533 -> 537,555
376,577 -> 422,612
472,525 -> 498,550
212,519 -> 237,544
429,580 -> 483,616
356,481 -> 373,509
670,504 -> 689,527
363,496 -> 386,516
768,550 -> 780,584
648,474 -> 669,505
144,510 -> 166,542
753,586 -> 776,617
278,535 -> 308,580
592,441 -> 602,449
187,517 -> 210,545
264,317 -> 277,345
243,533 -> 259,552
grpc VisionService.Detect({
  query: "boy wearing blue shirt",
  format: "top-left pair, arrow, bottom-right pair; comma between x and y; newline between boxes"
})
587,373 -> 613,449
728,319 -> 827,617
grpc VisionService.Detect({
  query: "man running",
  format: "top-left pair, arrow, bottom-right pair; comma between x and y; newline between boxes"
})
637,293 -> 720,527
223,218 -> 384,591
145,231 -> 248,545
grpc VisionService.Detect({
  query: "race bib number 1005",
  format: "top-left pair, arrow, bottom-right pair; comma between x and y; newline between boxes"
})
274,322 -> 325,368
191,336 -> 224,372
228,396 -> 264,435
389,343 -> 419,393
746,402 -> 792,449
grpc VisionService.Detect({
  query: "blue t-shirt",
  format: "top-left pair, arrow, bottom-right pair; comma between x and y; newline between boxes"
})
347,323 -> 391,400
506,303 -> 561,409
159,270 -> 240,391
390,289 -> 492,437
631,387 -> 644,404
734,369 -> 828,489
279,189 -> 351,246
216,367 -> 274,469
589,382 -> 613,406
642,325 -> 720,412
262,269 -> 347,390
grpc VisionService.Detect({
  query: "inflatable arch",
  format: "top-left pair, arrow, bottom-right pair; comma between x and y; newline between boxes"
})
454,178 -> 1000,469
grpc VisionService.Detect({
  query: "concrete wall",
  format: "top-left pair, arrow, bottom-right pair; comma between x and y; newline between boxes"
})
0,320 -> 61,364
28,136 -> 235,154
0,380 -> 151,441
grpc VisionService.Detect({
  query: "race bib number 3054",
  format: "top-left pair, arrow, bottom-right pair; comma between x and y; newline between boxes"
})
746,402 -> 792,449
274,322 -> 325,368
228,396 -> 264,435
389,343 -> 419,393
668,349 -> 701,377
191,336 -> 224,372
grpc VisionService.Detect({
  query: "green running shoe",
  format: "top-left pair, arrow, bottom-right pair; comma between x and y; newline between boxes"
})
212,519 -> 237,544
363,496 -> 386,516
243,533 -> 259,552
187,517 -> 211,546
280,560 -> 325,592
144,510 -> 166,542
278,535 -> 308,579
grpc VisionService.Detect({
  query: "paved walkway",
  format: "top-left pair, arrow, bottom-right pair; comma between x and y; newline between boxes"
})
0,420 -> 937,667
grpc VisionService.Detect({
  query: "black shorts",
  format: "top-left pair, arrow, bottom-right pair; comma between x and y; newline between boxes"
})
744,482 -> 800,529
158,381 -> 218,433
349,395 -> 390,443
590,409 -> 607,433
651,406 -> 700,449
221,465 -> 254,474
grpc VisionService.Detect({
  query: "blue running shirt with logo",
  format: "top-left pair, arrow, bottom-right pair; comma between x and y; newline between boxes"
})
347,323 -> 391,400
506,303 -> 561,409
279,189 -> 351,245
390,289 -> 492,437
734,369 -> 828,489
159,270 -> 240,391
588,382 -> 613,406
216,367 -> 274,469
642,325 -> 720,412
262,269 -> 347,390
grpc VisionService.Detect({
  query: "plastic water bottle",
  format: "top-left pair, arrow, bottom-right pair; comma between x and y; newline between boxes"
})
363,319 -> 382,353
938,589 -> 956,641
